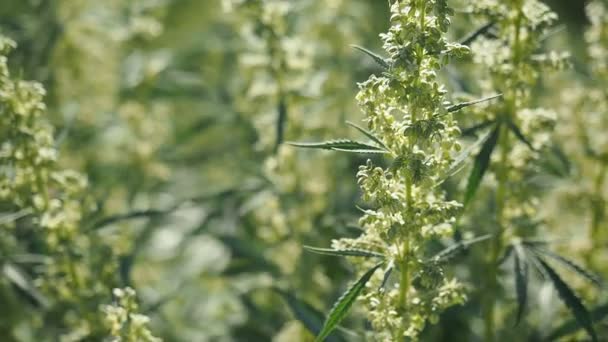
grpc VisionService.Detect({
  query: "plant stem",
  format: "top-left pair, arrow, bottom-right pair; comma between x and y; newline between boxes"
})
399,177 -> 413,310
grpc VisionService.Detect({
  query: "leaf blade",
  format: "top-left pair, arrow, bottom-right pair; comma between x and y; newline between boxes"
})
316,263 -> 383,342
535,257 -> 597,342
345,121 -> 388,150
463,125 -> 500,207
287,139 -> 388,154
303,246 -> 385,259
513,243 -> 529,325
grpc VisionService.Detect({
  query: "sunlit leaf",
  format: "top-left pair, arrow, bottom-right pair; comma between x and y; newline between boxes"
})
287,139 -> 388,154
304,246 -> 385,259
316,263 -> 383,342
346,121 -> 388,150
351,45 -> 390,69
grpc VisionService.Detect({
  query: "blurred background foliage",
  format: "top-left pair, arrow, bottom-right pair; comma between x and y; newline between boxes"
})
0,0 -> 605,341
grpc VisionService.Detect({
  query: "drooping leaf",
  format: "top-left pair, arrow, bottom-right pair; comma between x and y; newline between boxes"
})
351,45 -> 390,69
529,247 -> 602,288
345,121 -> 388,150
497,245 -> 513,266
547,303 -> 608,341
506,120 -> 536,151
316,263 -> 383,342
446,94 -> 502,113
535,257 -> 597,342
287,139 -> 388,154
463,125 -> 500,207
513,243 -> 529,325
429,234 -> 492,263
304,246 -> 385,259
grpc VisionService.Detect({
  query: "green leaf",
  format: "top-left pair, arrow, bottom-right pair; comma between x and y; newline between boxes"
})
351,45 -> 390,69
274,95 -> 288,152
345,121 -> 388,150
535,257 -> 597,342
0,208 -> 32,225
378,260 -> 394,292
287,139 -> 388,154
459,21 -> 495,45
446,94 -> 502,113
547,303 -> 608,341
316,263 -> 383,342
304,246 -> 385,259
461,119 -> 496,137
529,247 -> 602,288
506,120 -> 536,151
439,128 -> 494,185
3,262 -> 49,309
429,234 -> 492,263
513,243 -> 529,325
463,125 -> 500,207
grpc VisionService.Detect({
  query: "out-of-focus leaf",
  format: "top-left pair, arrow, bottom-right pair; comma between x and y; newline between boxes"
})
316,263 -> 383,342
439,128 -> 494,185
378,260 -> 394,292
535,257 -> 597,342
274,95 -> 287,152
459,21 -> 495,45
547,303 -> 608,341
2,262 -> 49,309
529,247 -> 602,288
506,120 -> 536,151
513,243 -> 529,325
461,120 -> 496,137
464,125 -> 500,207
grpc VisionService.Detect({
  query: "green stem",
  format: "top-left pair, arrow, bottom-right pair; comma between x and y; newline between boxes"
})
590,162 -> 607,250
399,177 -> 413,310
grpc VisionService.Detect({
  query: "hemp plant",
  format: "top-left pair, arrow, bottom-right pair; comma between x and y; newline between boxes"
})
289,0 -> 501,340
0,35 -> 158,341
457,0 -> 601,340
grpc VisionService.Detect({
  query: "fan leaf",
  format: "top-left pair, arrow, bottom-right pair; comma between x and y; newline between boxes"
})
506,120 -> 536,151
439,128 -> 495,185
464,125 -> 500,207
530,247 -> 602,288
315,263 -> 383,342
535,257 -> 597,342
547,303 -> 608,341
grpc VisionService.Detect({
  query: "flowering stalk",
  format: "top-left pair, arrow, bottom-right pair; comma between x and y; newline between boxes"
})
293,1 -> 479,340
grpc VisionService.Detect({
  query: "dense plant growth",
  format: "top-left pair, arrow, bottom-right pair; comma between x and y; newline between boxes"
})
0,0 -> 605,341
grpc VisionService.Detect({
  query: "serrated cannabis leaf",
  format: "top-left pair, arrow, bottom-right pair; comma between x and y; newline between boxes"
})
446,94 -> 502,113
315,263 -> 383,342
513,243 -> 529,325
345,121 -> 388,150
351,45 -> 390,69
506,120 -> 536,151
287,139 -> 388,154
535,257 -> 597,342
303,246 -> 385,259
464,125 -> 500,207
429,234 -> 492,263
547,303 -> 608,341
273,288 -> 344,341
530,247 -> 602,288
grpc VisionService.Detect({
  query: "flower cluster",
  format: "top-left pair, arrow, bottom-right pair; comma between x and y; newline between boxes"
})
332,1 -> 470,339
0,35 -> 156,340
104,287 -> 160,342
